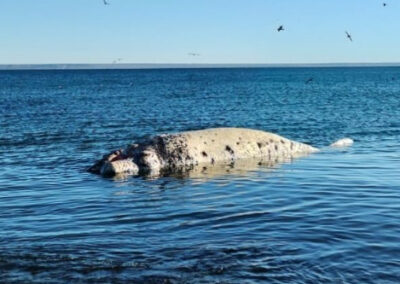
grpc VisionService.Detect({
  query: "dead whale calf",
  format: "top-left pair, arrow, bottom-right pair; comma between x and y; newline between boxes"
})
88,128 -> 353,177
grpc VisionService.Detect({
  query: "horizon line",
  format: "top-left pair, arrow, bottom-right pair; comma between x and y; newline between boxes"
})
1,62 -> 400,70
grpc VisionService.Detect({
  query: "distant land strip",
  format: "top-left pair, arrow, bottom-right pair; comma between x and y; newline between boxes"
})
1,63 -> 400,70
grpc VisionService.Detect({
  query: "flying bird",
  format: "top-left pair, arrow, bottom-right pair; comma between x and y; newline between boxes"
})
345,31 -> 353,42
188,53 -> 200,56
112,58 -> 123,64
277,25 -> 284,32
383,3 -> 387,7
103,0 -> 110,5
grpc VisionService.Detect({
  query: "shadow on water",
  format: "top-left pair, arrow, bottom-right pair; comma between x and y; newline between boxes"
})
110,155 -> 294,183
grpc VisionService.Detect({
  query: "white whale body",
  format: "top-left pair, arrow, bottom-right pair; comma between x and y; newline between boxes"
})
88,127 -> 352,178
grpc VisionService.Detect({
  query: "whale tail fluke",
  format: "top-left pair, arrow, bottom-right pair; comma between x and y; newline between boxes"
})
330,138 -> 354,148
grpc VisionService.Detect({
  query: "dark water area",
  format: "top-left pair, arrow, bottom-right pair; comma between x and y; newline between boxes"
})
0,67 -> 399,283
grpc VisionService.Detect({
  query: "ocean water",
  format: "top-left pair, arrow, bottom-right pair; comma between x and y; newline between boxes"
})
0,67 -> 399,283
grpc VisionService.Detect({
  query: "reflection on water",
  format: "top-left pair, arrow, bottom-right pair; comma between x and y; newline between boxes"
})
112,155 -> 292,181
1,68 -> 400,283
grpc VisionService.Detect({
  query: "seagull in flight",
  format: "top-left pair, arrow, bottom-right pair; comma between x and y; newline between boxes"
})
277,25 -> 284,32
345,31 -> 353,42
383,3 -> 387,7
103,0 -> 110,5
112,58 -> 123,64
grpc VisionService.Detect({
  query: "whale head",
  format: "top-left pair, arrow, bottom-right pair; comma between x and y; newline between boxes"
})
100,158 -> 139,177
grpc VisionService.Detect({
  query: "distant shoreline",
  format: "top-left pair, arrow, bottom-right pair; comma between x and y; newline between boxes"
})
1,63 -> 400,71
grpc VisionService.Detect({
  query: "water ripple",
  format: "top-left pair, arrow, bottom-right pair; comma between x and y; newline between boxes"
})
1,68 -> 400,282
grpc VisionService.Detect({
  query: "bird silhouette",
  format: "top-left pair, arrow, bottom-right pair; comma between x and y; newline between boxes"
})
188,53 -> 200,56
277,25 -> 284,32
112,58 -> 123,64
103,0 -> 110,5
345,31 -> 353,42
383,3 -> 387,7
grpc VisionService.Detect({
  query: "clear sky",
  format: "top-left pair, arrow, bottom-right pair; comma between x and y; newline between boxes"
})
1,0 -> 399,64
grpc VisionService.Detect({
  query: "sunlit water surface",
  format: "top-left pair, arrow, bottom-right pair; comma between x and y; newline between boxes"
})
0,68 -> 399,283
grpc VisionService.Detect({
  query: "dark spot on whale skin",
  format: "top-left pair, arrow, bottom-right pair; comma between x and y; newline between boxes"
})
211,139 -> 215,143
225,145 -> 234,155
239,137 -> 242,140
275,145 -> 279,151
236,142 -> 240,145
211,158 -> 215,165
290,142 -> 294,150
204,141 -> 207,145
266,141 -> 269,145
269,139 -> 274,143
201,151 -> 208,157
202,166 -> 207,171
258,162 -> 262,166
280,139 -> 285,144
257,142 -> 262,149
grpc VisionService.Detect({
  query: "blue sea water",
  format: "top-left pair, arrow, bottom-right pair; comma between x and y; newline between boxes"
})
0,67 -> 399,283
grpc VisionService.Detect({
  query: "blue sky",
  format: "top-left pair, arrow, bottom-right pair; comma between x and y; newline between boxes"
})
1,0 -> 399,64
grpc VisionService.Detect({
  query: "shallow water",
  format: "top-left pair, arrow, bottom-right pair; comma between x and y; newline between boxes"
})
0,67 -> 399,283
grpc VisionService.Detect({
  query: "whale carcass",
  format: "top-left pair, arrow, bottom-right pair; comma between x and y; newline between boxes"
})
88,127 -> 352,178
